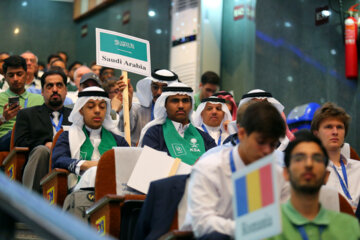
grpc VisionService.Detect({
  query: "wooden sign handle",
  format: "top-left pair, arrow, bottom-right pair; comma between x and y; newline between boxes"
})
122,71 -> 131,146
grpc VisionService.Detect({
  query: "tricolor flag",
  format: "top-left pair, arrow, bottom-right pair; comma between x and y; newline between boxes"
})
235,163 -> 274,217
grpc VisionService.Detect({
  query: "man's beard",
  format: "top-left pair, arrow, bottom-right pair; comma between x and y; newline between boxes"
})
289,174 -> 325,195
49,98 -> 63,107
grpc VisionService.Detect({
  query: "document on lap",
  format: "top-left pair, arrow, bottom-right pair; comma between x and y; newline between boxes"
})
127,146 -> 192,194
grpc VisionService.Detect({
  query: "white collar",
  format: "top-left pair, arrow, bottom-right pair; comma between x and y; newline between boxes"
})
233,144 -> 246,170
203,124 -> 221,132
171,120 -> 190,137
85,125 -> 102,138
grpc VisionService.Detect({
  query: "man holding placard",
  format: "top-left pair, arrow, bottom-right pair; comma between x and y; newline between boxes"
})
269,131 -> 359,239
139,82 -> 216,165
182,102 -> 285,239
118,69 -> 179,146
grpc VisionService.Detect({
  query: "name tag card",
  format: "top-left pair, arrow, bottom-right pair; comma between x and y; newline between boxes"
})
96,28 -> 151,76
232,154 -> 282,240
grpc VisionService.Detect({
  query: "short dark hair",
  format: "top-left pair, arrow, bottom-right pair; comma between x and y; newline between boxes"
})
47,54 -> 61,64
41,67 -> 67,88
50,58 -> 65,67
311,102 -> 350,136
241,101 -> 285,140
3,55 -> 27,74
68,61 -> 82,71
201,71 -> 220,85
57,51 -> 68,60
284,130 -> 329,168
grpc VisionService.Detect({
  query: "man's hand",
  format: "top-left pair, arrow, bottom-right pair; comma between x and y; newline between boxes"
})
111,77 -> 133,112
3,103 -> 21,121
80,161 -> 98,171
45,142 -> 52,149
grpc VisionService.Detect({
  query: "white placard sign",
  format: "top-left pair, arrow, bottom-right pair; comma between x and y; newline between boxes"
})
232,154 -> 282,240
96,28 -> 151,76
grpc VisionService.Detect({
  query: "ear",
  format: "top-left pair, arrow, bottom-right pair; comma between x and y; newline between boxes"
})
237,127 -> 246,141
283,167 -> 290,181
313,130 -> 318,137
79,108 -> 84,116
199,83 -> 203,88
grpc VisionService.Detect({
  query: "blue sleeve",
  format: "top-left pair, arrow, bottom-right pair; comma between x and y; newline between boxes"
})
198,129 -> 217,151
141,126 -> 162,150
113,133 -> 130,147
51,131 -> 79,173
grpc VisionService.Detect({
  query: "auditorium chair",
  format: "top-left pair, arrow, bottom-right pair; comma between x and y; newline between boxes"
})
86,148 -> 146,239
2,124 -> 29,182
40,129 -> 69,206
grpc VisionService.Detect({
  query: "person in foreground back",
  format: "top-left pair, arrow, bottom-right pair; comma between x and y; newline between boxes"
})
182,102 -> 286,239
268,131 -> 360,240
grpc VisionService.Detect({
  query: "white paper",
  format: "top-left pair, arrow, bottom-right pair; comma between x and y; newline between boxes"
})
127,146 -> 191,194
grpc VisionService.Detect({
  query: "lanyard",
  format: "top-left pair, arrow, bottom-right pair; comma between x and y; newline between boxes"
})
50,114 -> 63,132
296,225 -> 325,240
331,157 -> 352,200
229,150 -> 236,173
201,124 -> 222,145
24,98 -> 28,108
151,102 -> 155,120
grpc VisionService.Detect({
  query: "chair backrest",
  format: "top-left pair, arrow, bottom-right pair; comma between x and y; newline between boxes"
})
94,149 -> 116,201
49,129 -> 64,172
338,193 -> 356,216
95,147 -> 143,201
9,123 -> 16,150
350,146 -> 360,160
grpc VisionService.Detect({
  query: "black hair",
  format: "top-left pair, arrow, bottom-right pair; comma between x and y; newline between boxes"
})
57,51 -> 68,61
47,54 -> 61,64
68,61 -> 82,71
99,67 -> 114,77
241,101 -> 285,140
3,55 -> 27,74
201,71 -> 220,85
41,67 -> 67,88
284,130 -> 329,168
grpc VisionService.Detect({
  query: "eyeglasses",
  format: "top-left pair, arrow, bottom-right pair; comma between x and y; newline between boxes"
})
290,153 -> 326,164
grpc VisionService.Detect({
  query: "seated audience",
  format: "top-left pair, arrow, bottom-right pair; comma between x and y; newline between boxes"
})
269,131 -> 360,239
21,51 -> 42,93
15,69 -> 72,192
0,56 -> 43,151
51,86 -> 128,189
212,91 -> 237,121
0,52 -> 10,90
311,102 -> 360,210
182,102 -> 285,239
67,61 -> 82,92
140,82 -> 216,165
193,96 -> 232,145
119,69 -> 179,146
194,71 -> 220,111
90,61 -> 102,76
99,67 -> 115,83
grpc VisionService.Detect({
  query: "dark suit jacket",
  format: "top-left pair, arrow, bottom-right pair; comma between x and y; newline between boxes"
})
14,104 -> 72,151
142,124 -> 217,156
51,130 -> 129,173
134,174 -> 189,240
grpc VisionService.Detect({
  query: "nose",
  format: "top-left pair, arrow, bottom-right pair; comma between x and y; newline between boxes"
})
304,156 -> 314,168
331,126 -> 338,135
